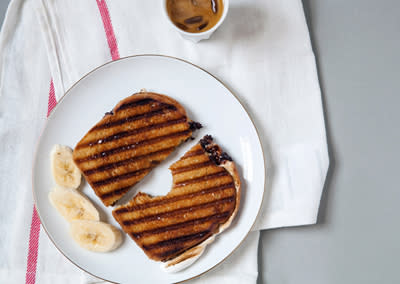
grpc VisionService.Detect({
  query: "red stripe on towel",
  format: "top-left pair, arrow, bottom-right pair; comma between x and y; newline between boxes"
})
47,80 -> 56,117
96,0 -> 120,60
25,207 -> 41,284
25,80 -> 57,284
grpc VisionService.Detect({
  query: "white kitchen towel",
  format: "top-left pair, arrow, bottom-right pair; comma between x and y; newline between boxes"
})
0,0 -> 329,283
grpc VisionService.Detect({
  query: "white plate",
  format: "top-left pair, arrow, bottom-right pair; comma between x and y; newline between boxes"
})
32,55 -> 265,283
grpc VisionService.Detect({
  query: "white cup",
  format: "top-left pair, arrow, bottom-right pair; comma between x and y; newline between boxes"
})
162,0 -> 229,43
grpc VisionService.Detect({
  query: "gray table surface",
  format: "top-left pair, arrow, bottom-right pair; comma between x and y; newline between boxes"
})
1,1 -> 399,283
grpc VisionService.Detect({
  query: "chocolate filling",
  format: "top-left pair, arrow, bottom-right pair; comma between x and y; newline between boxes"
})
189,121 -> 203,130
199,135 -> 233,165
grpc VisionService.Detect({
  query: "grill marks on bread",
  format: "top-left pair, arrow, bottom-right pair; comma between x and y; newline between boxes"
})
112,142 -> 238,262
73,92 -> 195,206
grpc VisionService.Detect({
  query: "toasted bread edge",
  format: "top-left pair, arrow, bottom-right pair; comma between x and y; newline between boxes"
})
113,91 -> 189,120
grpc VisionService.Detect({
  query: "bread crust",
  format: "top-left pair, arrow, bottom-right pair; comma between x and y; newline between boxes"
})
112,91 -> 189,120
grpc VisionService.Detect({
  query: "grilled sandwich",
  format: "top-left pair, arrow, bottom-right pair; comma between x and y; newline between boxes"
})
72,92 -> 201,206
112,135 -> 241,272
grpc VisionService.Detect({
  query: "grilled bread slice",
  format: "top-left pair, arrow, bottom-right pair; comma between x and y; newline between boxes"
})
72,92 -> 200,206
112,135 -> 241,272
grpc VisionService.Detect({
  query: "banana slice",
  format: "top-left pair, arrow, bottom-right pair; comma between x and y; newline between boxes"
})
70,220 -> 122,252
48,187 -> 100,222
51,144 -> 81,189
